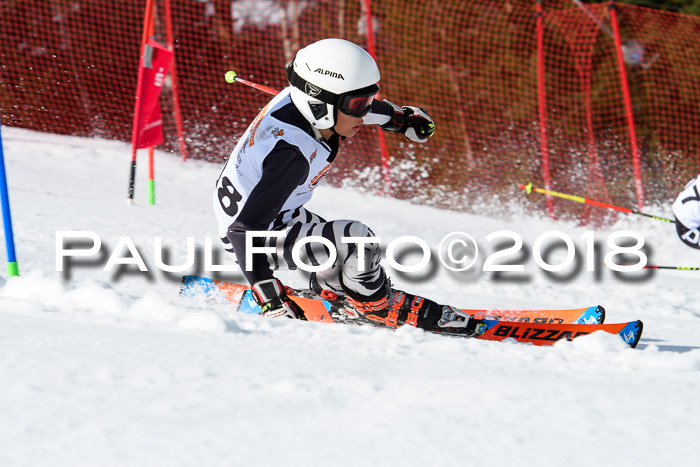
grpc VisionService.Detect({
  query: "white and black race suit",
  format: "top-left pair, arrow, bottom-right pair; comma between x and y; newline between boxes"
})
672,174 -> 700,250
213,87 -> 395,297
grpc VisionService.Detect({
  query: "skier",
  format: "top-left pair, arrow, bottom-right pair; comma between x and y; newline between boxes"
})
214,38 -> 479,335
672,174 -> 700,250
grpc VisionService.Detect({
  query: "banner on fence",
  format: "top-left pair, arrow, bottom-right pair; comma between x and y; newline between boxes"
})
132,39 -> 173,149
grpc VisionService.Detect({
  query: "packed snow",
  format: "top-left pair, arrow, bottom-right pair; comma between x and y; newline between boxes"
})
0,127 -> 698,467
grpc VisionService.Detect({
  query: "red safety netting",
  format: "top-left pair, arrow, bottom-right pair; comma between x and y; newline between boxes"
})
1,0 -> 699,220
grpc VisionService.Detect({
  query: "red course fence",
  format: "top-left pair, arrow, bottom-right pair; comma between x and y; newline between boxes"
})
1,0 -> 699,221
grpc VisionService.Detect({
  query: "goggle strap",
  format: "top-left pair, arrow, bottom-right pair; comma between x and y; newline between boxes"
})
286,64 -> 340,106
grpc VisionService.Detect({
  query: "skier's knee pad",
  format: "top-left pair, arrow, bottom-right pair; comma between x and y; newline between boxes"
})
344,220 -> 374,238
343,220 -> 381,268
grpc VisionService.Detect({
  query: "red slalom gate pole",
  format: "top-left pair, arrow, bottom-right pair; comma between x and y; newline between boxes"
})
536,0 -> 554,218
609,1 -> 644,210
128,0 -> 156,205
148,146 -> 155,205
362,0 -> 391,194
164,0 -> 188,161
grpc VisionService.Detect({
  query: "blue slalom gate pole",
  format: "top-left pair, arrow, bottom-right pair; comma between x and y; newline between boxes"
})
0,117 -> 19,277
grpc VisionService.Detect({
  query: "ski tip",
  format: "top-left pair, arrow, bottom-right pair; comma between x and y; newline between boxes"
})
631,320 -> 644,349
574,305 -> 606,324
619,320 -> 644,348
596,305 -> 606,324
178,275 -> 193,297
179,275 -> 222,301
179,275 -> 204,298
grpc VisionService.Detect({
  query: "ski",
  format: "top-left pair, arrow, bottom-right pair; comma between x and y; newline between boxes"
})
475,320 -> 643,348
233,287 -> 641,348
179,275 -> 604,325
179,276 -> 641,347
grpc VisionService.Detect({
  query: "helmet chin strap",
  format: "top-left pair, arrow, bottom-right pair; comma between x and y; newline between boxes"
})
329,106 -> 346,139
330,106 -> 339,135
329,129 -> 347,141
325,126 -> 345,141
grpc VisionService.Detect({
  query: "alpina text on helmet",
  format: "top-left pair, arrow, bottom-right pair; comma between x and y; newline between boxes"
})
314,68 -> 345,80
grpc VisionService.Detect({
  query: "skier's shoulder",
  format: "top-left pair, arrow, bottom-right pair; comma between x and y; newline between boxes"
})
270,99 -> 315,137
249,91 -> 311,143
259,89 -> 313,138
259,93 -> 330,163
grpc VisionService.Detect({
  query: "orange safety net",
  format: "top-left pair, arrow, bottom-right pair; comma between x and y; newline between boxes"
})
1,0 -> 699,220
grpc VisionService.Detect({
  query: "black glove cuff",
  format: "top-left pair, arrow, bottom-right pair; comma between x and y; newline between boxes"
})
379,99 -> 406,132
252,278 -> 285,306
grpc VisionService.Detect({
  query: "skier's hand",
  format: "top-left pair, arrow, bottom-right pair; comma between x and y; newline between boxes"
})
377,100 -> 434,142
400,106 -> 435,143
251,278 -> 304,319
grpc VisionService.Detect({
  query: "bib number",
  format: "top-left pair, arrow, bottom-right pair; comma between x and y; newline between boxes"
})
217,176 -> 243,217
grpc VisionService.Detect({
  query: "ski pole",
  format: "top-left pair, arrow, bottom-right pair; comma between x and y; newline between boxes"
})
520,182 -> 675,223
225,71 -> 279,96
643,265 -> 700,271
605,263 -> 700,271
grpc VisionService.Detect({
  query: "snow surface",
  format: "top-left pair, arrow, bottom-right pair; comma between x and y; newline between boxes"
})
0,127 -> 698,467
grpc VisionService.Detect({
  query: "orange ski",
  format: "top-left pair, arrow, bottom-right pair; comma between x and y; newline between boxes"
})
180,276 -> 604,325
474,320 -> 643,348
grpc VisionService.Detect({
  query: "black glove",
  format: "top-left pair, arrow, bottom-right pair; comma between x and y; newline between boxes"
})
251,278 -> 304,319
400,106 -> 435,142
379,100 -> 435,143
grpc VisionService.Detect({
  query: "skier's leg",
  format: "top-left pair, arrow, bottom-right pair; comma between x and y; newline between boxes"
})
269,218 -> 386,297
266,216 -> 481,334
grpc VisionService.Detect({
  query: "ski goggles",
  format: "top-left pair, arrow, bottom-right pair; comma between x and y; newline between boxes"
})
287,64 -> 379,118
336,84 -> 380,118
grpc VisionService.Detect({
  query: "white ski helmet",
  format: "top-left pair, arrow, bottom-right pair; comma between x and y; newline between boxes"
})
287,38 -> 381,130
